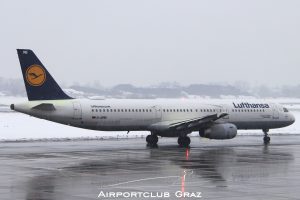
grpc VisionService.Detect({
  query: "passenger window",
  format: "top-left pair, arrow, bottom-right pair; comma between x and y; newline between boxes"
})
107,109 -> 109,112
163,109 -> 165,112
92,109 -> 94,112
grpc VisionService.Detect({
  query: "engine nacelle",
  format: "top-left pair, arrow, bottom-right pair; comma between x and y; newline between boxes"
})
199,123 -> 237,139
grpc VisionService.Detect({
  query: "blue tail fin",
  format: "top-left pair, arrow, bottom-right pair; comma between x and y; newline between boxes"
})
17,49 -> 73,101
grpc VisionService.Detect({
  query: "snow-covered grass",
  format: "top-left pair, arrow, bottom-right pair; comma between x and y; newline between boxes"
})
0,112 -> 149,141
0,96 -> 26,105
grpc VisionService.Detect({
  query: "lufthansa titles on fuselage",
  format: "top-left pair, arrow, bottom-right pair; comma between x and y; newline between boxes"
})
233,102 -> 270,109
91,105 -> 111,108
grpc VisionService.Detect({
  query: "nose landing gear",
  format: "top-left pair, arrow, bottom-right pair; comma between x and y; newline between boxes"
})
263,129 -> 270,145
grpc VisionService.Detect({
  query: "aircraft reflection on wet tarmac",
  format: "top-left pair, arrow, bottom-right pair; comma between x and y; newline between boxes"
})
1,135 -> 299,200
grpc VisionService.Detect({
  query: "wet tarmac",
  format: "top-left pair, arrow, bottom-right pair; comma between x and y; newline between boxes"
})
0,135 -> 300,200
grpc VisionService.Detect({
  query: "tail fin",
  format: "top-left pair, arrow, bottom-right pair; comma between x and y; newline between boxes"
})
17,49 -> 72,101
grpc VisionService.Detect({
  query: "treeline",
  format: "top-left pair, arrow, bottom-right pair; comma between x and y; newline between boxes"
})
1,77 -> 300,98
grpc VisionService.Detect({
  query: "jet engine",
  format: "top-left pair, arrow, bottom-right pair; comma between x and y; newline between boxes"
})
199,123 -> 237,139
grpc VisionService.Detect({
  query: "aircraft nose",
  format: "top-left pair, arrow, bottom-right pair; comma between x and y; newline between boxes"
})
290,113 -> 295,125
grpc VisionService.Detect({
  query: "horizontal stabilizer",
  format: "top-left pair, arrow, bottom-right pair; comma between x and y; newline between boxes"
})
32,103 -> 55,111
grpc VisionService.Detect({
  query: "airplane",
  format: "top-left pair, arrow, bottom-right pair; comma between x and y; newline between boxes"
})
10,49 -> 295,147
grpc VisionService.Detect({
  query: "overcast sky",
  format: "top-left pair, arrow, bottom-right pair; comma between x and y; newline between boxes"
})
0,0 -> 300,87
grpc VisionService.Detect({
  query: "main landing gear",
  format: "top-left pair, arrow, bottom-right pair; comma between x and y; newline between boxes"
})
146,134 -> 158,146
263,129 -> 270,145
178,136 -> 191,147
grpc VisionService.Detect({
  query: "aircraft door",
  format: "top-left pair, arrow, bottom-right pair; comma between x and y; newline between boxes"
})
73,102 -> 82,120
154,106 -> 162,120
272,104 -> 279,119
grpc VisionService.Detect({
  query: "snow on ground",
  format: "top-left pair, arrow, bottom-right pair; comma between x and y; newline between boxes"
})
0,96 -> 300,141
0,96 -> 26,105
0,112 -> 147,140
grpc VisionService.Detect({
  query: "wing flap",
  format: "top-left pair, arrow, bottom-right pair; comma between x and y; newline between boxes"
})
173,113 -> 228,130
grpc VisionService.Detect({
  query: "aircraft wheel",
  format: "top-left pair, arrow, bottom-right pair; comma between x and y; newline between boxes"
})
263,129 -> 270,145
146,135 -> 158,145
263,136 -> 270,144
178,136 -> 191,147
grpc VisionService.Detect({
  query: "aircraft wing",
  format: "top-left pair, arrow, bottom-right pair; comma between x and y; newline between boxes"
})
149,113 -> 228,132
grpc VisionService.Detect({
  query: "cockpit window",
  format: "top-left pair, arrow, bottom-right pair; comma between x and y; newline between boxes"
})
283,107 -> 289,112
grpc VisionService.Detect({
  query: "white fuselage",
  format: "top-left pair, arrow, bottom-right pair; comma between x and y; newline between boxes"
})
13,99 -> 295,137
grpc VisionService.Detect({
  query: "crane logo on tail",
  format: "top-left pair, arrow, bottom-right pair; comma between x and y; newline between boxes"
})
26,65 -> 46,86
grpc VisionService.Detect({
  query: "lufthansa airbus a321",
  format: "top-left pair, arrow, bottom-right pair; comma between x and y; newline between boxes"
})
10,49 -> 295,147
